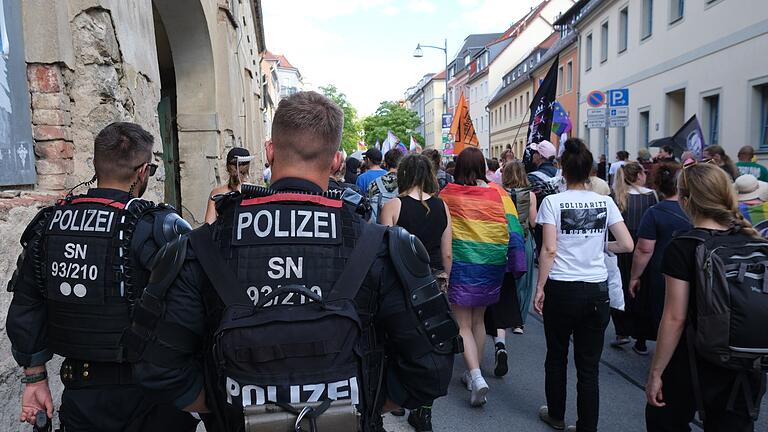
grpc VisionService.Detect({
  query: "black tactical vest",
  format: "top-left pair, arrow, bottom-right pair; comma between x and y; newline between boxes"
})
200,191 -> 368,428
40,196 -> 148,362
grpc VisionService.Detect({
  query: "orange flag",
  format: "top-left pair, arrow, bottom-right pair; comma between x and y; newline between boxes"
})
449,91 -> 478,154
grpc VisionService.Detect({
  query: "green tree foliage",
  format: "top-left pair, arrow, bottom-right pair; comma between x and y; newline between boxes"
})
362,101 -> 424,147
320,85 -> 361,154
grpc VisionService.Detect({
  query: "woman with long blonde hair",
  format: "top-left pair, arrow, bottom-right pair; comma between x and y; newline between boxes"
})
646,162 -> 766,431
610,161 -> 658,354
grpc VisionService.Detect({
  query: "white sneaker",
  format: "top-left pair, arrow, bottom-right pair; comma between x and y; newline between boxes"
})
469,376 -> 489,407
461,371 -> 472,391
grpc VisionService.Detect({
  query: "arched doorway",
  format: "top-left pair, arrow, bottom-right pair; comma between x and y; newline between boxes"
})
152,0 -> 217,224
153,5 -> 180,210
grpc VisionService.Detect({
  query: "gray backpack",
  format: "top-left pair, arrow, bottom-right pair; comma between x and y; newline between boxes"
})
678,228 -> 768,420
679,228 -> 768,372
370,176 -> 398,223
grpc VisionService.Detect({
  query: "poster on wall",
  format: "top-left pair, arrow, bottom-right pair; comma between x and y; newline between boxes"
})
0,0 -> 36,186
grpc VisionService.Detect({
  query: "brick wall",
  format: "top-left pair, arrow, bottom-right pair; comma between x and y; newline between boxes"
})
27,63 -> 74,192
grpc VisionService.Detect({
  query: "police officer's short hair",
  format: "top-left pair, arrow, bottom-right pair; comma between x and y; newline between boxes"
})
271,91 -> 343,168
93,122 -> 154,183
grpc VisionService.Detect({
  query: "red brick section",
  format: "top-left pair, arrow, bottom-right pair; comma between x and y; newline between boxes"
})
27,64 -> 63,93
0,192 -> 60,214
26,63 -> 74,192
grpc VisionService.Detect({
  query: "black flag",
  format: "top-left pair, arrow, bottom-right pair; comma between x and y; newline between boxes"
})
672,115 -> 705,160
523,55 -> 559,172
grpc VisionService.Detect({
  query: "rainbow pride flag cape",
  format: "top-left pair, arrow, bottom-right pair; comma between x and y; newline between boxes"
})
740,201 -> 768,227
440,182 -> 527,307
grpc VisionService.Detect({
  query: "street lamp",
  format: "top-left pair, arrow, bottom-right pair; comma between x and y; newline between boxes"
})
413,39 -> 449,150
413,39 -> 448,116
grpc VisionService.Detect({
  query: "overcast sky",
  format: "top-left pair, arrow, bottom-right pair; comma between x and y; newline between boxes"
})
262,0 -> 543,116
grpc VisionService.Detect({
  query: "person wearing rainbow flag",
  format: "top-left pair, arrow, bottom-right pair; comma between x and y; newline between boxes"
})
439,147 -> 527,408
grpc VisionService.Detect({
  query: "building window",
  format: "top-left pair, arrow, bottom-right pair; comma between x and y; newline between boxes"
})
585,33 -> 593,71
618,125 -> 626,151
464,54 -> 470,66
514,98 -> 518,118
566,61 -> 573,92
600,21 -> 609,63
704,94 -> 720,145
503,105 -> 507,123
523,63 -> 528,73
584,125 -> 590,147
619,7 -> 629,52
557,66 -> 564,95
642,0 -> 653,39
759,85 -> 768,150
526,92 -> 530,109
670,0 -> 684,23
639,110 -> 651,147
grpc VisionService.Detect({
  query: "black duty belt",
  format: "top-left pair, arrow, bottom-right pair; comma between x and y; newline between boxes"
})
60,359 -> 134,389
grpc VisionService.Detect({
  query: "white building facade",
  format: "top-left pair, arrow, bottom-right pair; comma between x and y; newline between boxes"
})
572,0 -> 768,159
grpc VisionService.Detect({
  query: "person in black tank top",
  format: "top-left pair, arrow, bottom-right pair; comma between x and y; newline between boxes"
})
379,154 -> 453,431
396,196 -> 447,269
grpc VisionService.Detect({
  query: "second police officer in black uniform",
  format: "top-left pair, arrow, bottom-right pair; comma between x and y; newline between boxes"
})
128,91 -> 460,432
6,122 -> 199,431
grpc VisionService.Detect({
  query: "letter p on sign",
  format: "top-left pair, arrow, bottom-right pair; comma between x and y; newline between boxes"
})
608,89 -> 629,107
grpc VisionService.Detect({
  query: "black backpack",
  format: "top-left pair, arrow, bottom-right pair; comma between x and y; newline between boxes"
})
188,222 -> 386,429
679,228 -> 768,371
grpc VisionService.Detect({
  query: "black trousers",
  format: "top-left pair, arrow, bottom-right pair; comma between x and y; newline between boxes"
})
59,385 -> 199,432
543,279 -> 610,432
485,272 -> 523,335
645,340 -> 766,432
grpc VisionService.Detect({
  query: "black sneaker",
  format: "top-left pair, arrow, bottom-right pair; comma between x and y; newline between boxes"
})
407,407 -> 433,432
633,341 -> 649,356
494,342 -> 508,377
390,408 -> 405,416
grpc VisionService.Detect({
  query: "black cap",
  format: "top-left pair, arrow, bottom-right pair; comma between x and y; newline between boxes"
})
226,147 -> 250,164
363,148 -> 382,164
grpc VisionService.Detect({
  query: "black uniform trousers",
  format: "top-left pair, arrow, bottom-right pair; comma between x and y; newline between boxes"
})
58,361 -> 199,432
645,340 -> 766,432
543,279 -> 610,432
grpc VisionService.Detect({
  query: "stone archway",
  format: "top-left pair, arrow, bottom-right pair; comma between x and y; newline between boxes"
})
152,0 -> 217,224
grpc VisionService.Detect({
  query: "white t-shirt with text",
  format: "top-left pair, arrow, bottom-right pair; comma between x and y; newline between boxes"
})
536,190 -> 624,283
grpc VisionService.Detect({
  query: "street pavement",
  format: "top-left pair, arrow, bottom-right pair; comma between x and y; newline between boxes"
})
384,311 -> 768,432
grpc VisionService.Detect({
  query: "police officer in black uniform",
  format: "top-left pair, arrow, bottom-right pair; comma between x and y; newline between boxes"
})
129,91 -> 459,432
6,122 -> 199,431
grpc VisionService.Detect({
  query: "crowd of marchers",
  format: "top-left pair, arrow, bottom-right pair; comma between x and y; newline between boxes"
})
5,90 -> 768,432
335,136 -> 768,432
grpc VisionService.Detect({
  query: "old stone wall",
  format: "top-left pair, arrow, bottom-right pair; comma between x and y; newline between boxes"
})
0,3 -> 162,430
0,1 -> 266,427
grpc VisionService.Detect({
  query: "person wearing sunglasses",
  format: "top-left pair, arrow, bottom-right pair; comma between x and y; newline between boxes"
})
6,122 -> 196,432
204,147 -> 252,224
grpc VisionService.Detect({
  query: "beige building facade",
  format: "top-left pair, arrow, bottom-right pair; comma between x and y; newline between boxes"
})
424,71 -> 446,149
571,0 -> 768,159
0,1 -> 267,426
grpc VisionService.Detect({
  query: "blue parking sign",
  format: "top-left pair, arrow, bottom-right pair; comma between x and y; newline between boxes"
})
608,89 -> 629,107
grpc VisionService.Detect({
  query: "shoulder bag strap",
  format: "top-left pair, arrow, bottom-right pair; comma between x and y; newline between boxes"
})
686,323 -> 706,423
326,223 -> 387,302
187,224 -> 245,306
